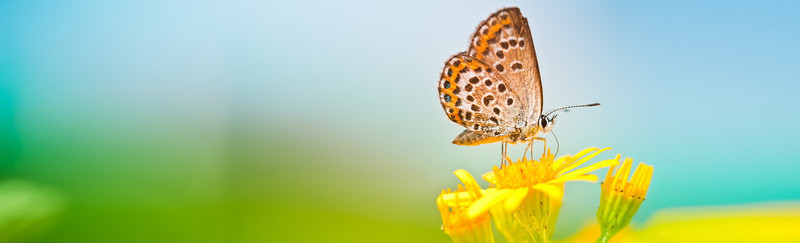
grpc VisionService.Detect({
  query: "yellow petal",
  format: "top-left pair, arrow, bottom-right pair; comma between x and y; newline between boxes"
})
559,174 -> 599,183
468,188 -> 512,219
637,164 -> 653,197
555,158 -> 619,184
483,172 -> 497,185
531,183 -> 563,201
558,147 -> 611,175
503,187 -> 529,212
438,191 -> 475,207
603,154 -> 622,185
553,155 -> 574,168
614,158 -> 633,186
630,164 -> 647,191
454,169 -> 483,197
554,147 -> 598,169
574,147 -> 602,158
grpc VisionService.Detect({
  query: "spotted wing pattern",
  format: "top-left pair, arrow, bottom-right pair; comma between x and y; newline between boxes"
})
467,7 -> 543,121
437,54 -> 525,140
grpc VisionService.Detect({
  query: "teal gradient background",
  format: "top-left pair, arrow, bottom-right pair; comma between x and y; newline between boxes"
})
1,1 -> 799,242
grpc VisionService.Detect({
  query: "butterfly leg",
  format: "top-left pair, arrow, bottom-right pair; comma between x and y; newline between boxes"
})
534,137 -> 547,157
500,142 -> 508,166
522,140 -> 533,160
522,137 -> 548,159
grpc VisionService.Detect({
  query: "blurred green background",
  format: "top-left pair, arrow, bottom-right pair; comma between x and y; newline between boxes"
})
1,0 -> 800,242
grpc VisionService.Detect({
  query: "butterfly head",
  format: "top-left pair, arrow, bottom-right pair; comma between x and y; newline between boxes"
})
520,114 -> 557,141
538,114 -> 557,134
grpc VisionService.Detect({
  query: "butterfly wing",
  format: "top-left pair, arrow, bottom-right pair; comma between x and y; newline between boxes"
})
467,7 -> 543,122
438,54 -> 526,145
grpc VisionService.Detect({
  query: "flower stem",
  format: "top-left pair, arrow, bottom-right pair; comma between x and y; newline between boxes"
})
596,231 -> 612,243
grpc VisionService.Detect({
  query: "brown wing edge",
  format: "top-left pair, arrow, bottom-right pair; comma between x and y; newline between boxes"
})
519,14 -> 544,118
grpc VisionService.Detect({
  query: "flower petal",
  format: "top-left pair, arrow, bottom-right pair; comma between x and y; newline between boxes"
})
554,158 -> 619,184
454,169 -> 483,197
468,188 -> 512,219
531,183 -> 563,201
603,154 -> 622,185
554,147 -> 598,169
615,158 -> 633,186
559,174 -> 599,183
555,147 -> 607,170
503,187 -> 529,212
483,172 -> 497,185
557,147 -> 611,175
439,191 -> 475,207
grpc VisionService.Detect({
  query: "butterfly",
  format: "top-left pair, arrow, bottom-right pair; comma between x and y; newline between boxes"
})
437,7 -> 599,157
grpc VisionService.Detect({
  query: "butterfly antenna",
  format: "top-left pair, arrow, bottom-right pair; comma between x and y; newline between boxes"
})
545,103 -> 601,117
552,130 -> 560,156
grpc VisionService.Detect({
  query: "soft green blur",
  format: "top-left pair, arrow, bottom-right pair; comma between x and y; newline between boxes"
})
2,0 -> 800,242
0,181 -> 64,242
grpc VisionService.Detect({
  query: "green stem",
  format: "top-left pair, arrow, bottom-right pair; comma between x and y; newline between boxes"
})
596,231 -> 613,243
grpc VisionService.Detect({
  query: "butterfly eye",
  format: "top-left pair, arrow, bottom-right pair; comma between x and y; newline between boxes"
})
539,116 -> 548,128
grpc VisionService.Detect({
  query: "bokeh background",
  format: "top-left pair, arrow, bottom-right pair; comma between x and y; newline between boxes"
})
1,0 -> 799,242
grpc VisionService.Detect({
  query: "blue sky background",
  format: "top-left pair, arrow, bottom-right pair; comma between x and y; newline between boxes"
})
1,0 -> 799,241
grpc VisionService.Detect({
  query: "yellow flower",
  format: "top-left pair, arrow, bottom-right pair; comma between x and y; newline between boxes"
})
561,202 -> 800,243
437,169 -> 495,243
546,182 -> 564,239
596,156 -> 653,243
468,147 -> 619,241
631,202 -> 800,242
485,187 -> 533,243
